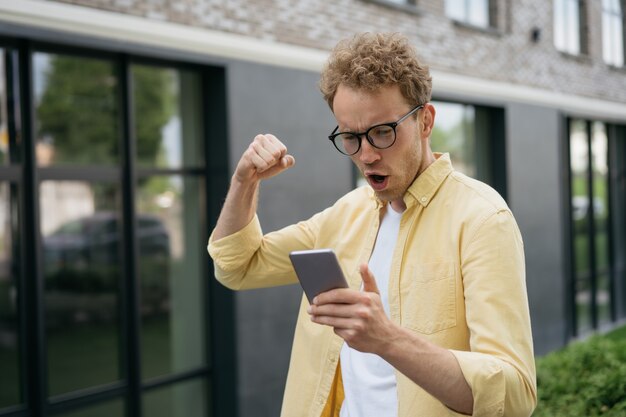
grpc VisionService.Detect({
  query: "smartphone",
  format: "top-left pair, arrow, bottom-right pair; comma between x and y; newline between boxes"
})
289,249 -> 349,304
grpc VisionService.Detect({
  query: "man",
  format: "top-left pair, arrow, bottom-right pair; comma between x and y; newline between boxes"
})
208,32 -> 536,416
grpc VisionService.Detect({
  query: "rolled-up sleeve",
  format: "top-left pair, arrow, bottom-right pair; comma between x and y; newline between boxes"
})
207,211 -> 323,291
208,215 -> 264,273
451,209 -> 537,417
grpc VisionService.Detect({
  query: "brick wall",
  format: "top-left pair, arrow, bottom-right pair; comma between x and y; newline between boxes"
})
47,0 -> 625,104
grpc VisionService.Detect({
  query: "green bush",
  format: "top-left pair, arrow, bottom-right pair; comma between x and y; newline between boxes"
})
534,331 -> 626,416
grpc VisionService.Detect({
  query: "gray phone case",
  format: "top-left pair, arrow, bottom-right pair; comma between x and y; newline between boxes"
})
289,249 -> 349,304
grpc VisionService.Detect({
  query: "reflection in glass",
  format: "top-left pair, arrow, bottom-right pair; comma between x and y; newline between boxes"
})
142,379 -> 208,417
575,278 -> 591,333
33,53 -> 119,166
1,49 -> 9,165
431,101 -> 477,178
445,0 -> 465,21
445,0 -> 488,27
570,120 -> 590,274
41,181 -> 122,396
554,0 -> 581,54
602,0 -> 624,66
132,65 -> 203,169
0,183 -> 20,408
137,176 -> 205,380
468,0 -> 489,27
592,122 -> 611,325
57,398 -> 125,417
569,119 -> 591,333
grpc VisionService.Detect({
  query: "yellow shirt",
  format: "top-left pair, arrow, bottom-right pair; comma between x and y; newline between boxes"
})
208,153 -> 537,417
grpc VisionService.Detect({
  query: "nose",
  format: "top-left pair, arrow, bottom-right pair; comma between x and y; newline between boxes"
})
358,135 -> 381,165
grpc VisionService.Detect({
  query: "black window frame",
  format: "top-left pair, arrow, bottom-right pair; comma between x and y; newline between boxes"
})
0,34 -> 235,417
562,117 -> 626,339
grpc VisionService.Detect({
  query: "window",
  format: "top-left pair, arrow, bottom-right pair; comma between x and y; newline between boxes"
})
361,0 -> 418,12
602,0 -> 625,66
0,45 -> 22,412
567,119 -> 626,336
610,125 -> 626,321
445,0 -> 491,28
430,101 -> 505,194
554,0 -> 587,55
0,38 -> 233,417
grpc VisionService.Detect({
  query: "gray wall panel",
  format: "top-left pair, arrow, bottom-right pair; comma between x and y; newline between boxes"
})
225,60 -> 351,417
506,103 -> 567,355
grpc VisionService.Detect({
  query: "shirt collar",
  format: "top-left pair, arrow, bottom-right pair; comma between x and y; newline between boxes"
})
405,152 -> 453,208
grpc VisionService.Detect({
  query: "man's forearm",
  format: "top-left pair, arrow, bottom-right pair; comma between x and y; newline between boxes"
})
212,177 -> 260,241
212,134 -> 295,242
381,325 -> 474,415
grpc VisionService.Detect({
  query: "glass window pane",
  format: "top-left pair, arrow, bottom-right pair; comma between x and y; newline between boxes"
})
570,120 -> 591,276
603,13 -> 614,63
431,101 -> 477,178
0,49 -> 10,165
554,0 -> 567,51
565,0 -> 581,54
132,66 -> 203,169
445,0 -> 465,21
41,181 -> 122,396
555,0 -> 582,54
56,398 -> 125,417
610,15 -> 620,65
570,120 -> 592,334
602,4 -> 624,67
468,0 -> 489,27
591,123 -> 611,326
34,53 -> 119,166
611,127 -> 626,319
143,379 -> 208,417
138,176 -> 206,380
576,278 -> 592,333
0,183 -> 21,408
592,122 -> 609,269
597,274 -> 611,325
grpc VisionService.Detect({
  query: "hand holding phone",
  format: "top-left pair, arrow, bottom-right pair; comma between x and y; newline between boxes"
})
289,249 -> 349,303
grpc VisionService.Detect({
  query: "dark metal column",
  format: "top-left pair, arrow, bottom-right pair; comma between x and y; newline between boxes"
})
119,55 -> 142,417
19,40 -> 47,417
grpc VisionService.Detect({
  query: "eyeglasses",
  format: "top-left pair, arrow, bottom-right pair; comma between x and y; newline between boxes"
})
328,104 -> 424,156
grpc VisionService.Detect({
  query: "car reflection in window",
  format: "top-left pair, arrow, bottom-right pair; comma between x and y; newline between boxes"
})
43,212 -> 170,324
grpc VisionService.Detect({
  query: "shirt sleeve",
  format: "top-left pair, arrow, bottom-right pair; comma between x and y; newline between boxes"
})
450,209 -> 537,417
207,211 -> 323,291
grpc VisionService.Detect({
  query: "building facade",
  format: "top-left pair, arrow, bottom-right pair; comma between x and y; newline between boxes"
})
0,0 -> 625,416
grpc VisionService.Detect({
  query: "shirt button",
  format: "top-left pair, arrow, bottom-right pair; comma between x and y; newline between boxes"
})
318,396 -> 325,405
420,196 -> 427,203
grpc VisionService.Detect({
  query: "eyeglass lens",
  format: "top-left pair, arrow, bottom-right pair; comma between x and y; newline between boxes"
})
335,125 -> 396,155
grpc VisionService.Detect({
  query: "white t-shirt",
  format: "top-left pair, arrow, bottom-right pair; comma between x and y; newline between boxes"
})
339,204 -> 402,417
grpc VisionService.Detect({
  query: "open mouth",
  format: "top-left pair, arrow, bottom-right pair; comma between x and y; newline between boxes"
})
369,174 -> 387,184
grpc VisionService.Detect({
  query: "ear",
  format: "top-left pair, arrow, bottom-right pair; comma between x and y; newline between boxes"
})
420,103 -> 436,141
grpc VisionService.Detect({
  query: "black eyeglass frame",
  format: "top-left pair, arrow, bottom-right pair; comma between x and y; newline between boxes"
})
328,104 -> 425,156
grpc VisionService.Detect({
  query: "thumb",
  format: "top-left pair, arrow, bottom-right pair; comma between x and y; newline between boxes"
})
359,263 -> 379,294
281,154 -> 295,169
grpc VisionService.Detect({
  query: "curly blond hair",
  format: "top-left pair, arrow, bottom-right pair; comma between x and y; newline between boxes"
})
319,32 -> 432,110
